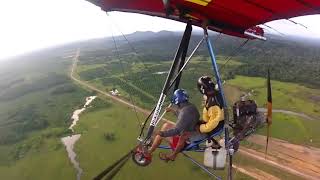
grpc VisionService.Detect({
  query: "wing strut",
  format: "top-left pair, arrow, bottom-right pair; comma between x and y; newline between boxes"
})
138,31 -> 205,140
204,26 -> 233,180
143,21 -> 193,142
182,152 -> 222,180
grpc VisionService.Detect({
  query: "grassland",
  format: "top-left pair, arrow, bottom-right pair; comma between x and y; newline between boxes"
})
76,54 -> 242,109
73,96 -> 306,180
76,49 -> 320,148
0,132 -> 76,180
1,32 -> 319,180
228,75 -> 320,118
0,47 -> 92,180
257,113 -> 320,147
228,75 -> 320,147
68,49 -> 319,179
73,96 -> 252,180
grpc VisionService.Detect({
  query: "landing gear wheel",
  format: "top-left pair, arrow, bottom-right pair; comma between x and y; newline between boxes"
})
132,151 -> 152,167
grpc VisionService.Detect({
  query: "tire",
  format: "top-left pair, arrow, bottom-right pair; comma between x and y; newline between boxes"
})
132,151 -> 152,167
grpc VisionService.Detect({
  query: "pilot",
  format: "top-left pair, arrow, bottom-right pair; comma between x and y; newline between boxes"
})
147,89 -> 200,161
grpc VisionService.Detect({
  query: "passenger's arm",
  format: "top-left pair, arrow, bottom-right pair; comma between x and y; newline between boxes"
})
200,106 -> 223,133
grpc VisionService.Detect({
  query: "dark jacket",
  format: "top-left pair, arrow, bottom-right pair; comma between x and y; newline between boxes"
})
160,102 -> 200,137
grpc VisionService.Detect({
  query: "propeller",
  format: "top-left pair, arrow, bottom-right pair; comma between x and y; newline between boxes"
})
265,69 -> 272,159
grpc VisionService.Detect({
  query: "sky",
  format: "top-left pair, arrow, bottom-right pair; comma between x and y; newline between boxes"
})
0,0 -> 320,60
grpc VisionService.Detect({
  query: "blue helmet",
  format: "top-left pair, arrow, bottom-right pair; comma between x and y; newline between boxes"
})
171,89 -> 189,105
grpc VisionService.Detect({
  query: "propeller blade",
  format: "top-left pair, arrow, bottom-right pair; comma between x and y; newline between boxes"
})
265,69 -> 272,159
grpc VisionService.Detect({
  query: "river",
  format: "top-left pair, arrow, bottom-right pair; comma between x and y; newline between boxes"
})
61,96 -> 96,180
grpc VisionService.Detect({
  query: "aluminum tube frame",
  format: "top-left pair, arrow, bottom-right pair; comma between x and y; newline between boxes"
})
182,152 -> 222,180
204,28 -> 233,180
168,37 -> 205,88
144,22 -> 192,141
174,25 -> 192,91
138,37 -> 204,140
153,37 -> 205,127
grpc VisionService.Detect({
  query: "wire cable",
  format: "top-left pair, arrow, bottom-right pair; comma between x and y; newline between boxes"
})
220,39 -> 250,73
107,13 -> 162,102
110,23 -> 142,128
93,150 -> 133,180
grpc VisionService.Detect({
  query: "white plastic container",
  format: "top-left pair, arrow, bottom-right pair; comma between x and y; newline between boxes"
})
203,140 -> 226,169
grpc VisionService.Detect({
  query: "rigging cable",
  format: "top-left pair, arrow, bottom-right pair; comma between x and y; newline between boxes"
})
137,31 -> 220,138
216,38 -> 266,179
261,24 -> 285,36
231,39 -> 270,179
108,14 -> 226,140
287,19 -> 308,29
107,13 -> 169,138
110,22 -> 142,128
93,149 -> 134,180
214,32 -> 222,42
107,14 -> 206,139
182,152 -> 222,180
219,39 -> 250,73
138,37 -> 205,138
284,18 -> 318,38
107,13 -> 161,102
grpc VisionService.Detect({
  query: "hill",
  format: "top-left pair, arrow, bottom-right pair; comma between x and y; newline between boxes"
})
56,30 -> 320,88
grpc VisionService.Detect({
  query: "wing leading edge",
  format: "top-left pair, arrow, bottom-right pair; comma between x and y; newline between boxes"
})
87,0 -> 320,38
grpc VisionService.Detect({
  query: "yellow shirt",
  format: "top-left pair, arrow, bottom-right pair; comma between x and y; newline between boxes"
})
200,105 -> 224,133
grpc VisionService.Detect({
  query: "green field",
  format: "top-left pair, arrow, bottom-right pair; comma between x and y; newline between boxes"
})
73,57 -> 311,179
76,54 -> 243,109
257,113 -> 320,147
0,48 -> 91,180
228,76 -> 320,147
0,133 -> 75,180
76,50 -> 320,148
1,32 -> 319,180
73,96 -> 252,180
72,96 -> 306,180
228,75 -> 320,118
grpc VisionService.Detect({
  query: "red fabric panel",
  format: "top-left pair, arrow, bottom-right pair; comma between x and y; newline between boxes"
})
250,0 -> 314,19
213,0 -> 273,22
181,1 -> 256,29
303,0 -> 320,6
101,0 -> 164,12
92,0 -> 320,38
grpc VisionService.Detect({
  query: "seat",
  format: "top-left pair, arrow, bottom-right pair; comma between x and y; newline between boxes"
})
184,125 -> 224,151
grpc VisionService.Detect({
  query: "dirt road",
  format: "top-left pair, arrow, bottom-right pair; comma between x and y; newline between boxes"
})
70,49 -> 150,116
258,108 -> 316,121
243,135 -> 320,180
233,165 -> 281,180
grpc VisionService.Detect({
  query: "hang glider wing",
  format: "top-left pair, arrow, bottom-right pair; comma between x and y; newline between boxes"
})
87,0 -> 320,38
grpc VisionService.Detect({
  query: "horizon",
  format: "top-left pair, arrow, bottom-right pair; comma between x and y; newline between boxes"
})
2,29 -> 320,61
1,0 -> 320,60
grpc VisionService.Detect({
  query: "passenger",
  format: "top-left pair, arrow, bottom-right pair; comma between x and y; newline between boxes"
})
197,76 -> 225,148
147,89 -> 200,162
